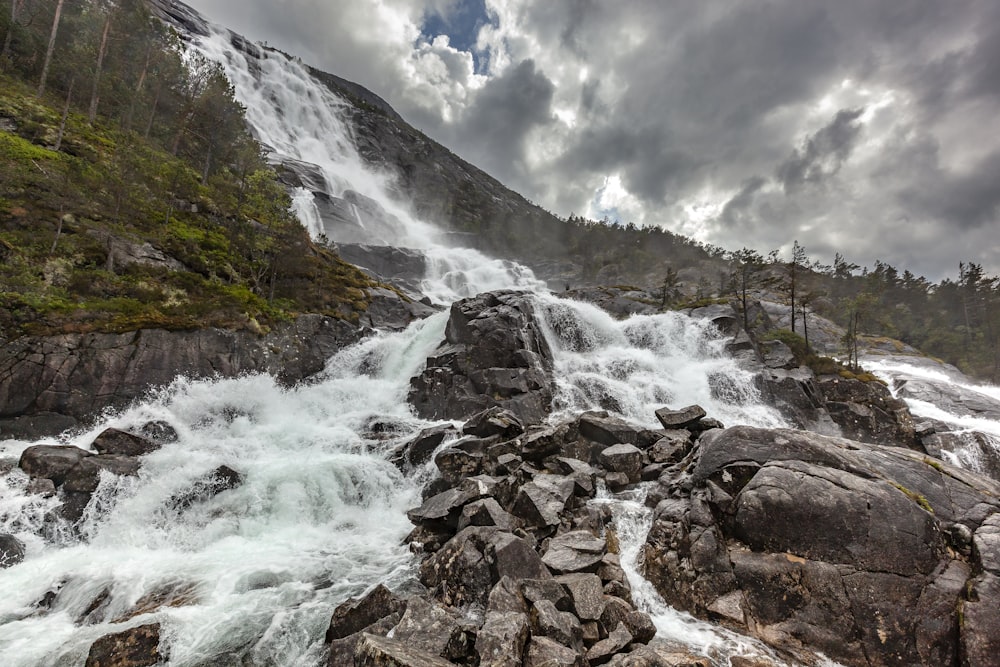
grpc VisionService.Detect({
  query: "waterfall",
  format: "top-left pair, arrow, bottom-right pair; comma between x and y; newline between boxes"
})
0,12 -> 802,667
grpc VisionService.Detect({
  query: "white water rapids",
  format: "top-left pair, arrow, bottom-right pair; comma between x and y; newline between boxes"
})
0,18 -> 802,667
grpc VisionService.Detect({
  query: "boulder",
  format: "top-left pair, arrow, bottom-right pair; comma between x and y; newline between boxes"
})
85,623 -> 163,667
578,412 -> 643,448
91,428 -> 161,457
476,611 -> 530,667
326,584 -> 405,643
409,291 -> 554,425
587,622 -> 632,665
525,635 -> 583,667
599,444 -> 644,483
457,497 -> 515,531
511,476 -> 574,529
530,598 -> 583,651
654,405 -> 706,430
555,573 -> 606,622
0,534 -> 25,567
643,425 -> 1000,667
393,424 -> 457,469
463,406 -> 525,439
18,445 -> 91,486
355,633 -> 455,667
542,531 -> 607,574
168,465 -> 242,510
62,455 -> 141,494
392,597 -> 472,662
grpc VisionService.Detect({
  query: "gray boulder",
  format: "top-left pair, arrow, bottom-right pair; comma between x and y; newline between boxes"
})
0,534 -> 25,568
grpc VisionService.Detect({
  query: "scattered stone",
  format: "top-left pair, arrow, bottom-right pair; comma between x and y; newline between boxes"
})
137,420 -> 179,443
458,497 -> 515,531
395,424 -> 457,469
392,597 -> 471,662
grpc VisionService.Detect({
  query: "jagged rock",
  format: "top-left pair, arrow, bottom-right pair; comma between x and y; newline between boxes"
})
487,576 -> 529,614
85,623 -> 163,667
91,428 -> 161,457
512,476 -> 575,529
476,611 -> 530,667
392,597 -> 472,662
525,635 -> 583,667
393,424 -> 457,469
328,613 -> 402,667
457,497 -> 515,531
407,482 -> 489,530
521,578 -> 572,611
137,420 -> 179,443
542,531 -> 607,574
18,445 -> 92,486
817,376 -> 917,448
643,425 -> 1000,667
654,405 -> 706,430
599,444 -> 644,483
647,432 -> 691,464
335,243 -> 428,293
434,440 -> 487,484
0,534 -> 25,567
490,532 -> 552,581
587,622 -> 633,665
759,340 -> 796,369
606,643 -> 712,666
111,583 -> 198,623
463,406 -> 525,439
355,633 -> 455,667
555,573 -> 606,622
26,477 -> 56,497
578,412 -> 642,447
364,287 -> 438,331
419,527 -> 496,608
409,292 -> 554,425
62,455 -> 141,494
326,584 -> 406,643
530,598 -> 583,651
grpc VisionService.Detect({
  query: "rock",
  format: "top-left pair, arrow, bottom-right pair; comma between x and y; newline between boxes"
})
408,486 -> 480,530
643,425 -> 1000,667
654,405 -> 706,430
0,315 -> 362,431
434,441 -> 486,484
325,584 -> 405,643
463,406 -> 525,439
392,597 -> 471,662
578,412 -> 642,447
26,477 -> 56,497
521,579 -> 571,611
62,455 -> 141,494
91,428 -> 161,457
419,527 -> 495,608
476,611 -> 530,667
0,412 -> 78,440
587,622 -> 632,665
599,444 -> 644,483
608,643 -> 712,666
543,531 -> 607,574
18,445 -> 92,486
555,573 -> 606,622
457,497 -> 515,531
525,635 -> 583,667
85,623 -> 163,667
647,432 -> 691,464
530,598 -> 583,651
490,532 -> 551,581
137,420 -> 179,443
328,613 -> 402,667
168,465 -> 242,510
0,534 -> 25,567
394,424 -> 457,469
511,476 -> 574,529
355,633 -> 455,667
409,292 -> 554,425
364,286 -> 438,330
487,576 -> 529,614
817,376 -> 917,449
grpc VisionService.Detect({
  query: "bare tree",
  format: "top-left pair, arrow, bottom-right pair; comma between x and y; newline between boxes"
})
36,0 -> 64,98
88,5 -> 114,123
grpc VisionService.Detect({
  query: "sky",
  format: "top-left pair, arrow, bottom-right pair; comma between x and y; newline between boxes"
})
185,0 -> 1000,281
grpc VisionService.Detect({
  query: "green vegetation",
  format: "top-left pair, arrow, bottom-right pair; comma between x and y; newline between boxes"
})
890,481 -> 934,514
0,0 -> 374,337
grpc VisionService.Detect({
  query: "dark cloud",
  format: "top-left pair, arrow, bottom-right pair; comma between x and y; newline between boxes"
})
720,176 -> 767,227
450,58 -> 555,187
776,108 -> 865,193
903,150 -> 1000,230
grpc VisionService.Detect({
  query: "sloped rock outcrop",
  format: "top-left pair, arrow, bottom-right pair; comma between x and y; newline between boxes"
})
643,425 -> 1000,667
0,314 -> 362,439
408,291 -> 555,425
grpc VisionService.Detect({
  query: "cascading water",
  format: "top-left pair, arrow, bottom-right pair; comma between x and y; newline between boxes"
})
0,10 -> 799,666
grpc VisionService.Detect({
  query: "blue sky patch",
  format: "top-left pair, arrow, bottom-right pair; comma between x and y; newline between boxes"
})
420,0 -> 495,73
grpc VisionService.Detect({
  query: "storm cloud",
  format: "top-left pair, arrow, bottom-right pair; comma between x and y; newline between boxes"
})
187,0 -> 1000,280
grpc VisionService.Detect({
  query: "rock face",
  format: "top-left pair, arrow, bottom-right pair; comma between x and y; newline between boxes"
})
643,425 -> 1000,667
0,314 -> 361,439
409,292 -> 555,425
85,623 -> 163,667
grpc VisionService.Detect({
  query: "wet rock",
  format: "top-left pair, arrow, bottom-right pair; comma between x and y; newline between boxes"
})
0,534 -> 25,567
26,477 -> 56,497
599,444 -> 644,483
355,633 -> 455,667
463,406 -> 525,439
168,465 -> 242,510
85,623 -> 163,667
137,420 -> 179,444
490,532 -> 551,581
607,643 -> 712,666
419,527 -> 495,608
113,582 -> 199,623
542,531 -> 607,574
328,613 -> 402,667
457,497 -> 515,531
647,432 -> 691,464
487,576 -> 529,614
326,584 -> 406,643
393,424 -> 457,469
520,425 -> 569,462
476,611 -> 530,667
91,428 -> 161,457
512,477 -> 574,529
434,443 -> 485,485
18,445 -> 92,486
62,455 -> 141,494
654,405 -> 706,430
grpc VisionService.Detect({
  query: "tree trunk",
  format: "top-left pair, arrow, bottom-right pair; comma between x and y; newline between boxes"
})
37,0 -> 65,98
1,0 -> 24,65
88,13 -> 112,124
54,77 -> 73,151
144,83 -> 160,139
